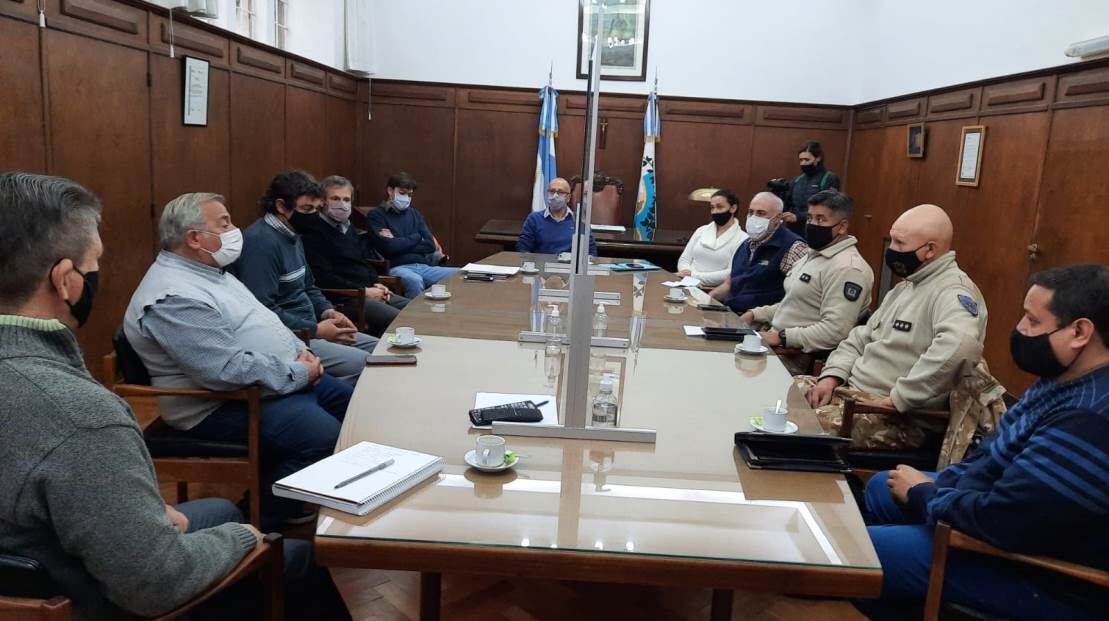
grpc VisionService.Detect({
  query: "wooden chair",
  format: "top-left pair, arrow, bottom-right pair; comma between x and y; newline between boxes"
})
0,534 -> 284,620
103,330 -> 264,528
770,346 -> 830,376
570,172 -> 625,226
839,397 -> 950,477
924,522 -> 1109,621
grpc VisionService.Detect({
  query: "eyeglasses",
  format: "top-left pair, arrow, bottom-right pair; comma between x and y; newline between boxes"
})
547,190 -> 571,198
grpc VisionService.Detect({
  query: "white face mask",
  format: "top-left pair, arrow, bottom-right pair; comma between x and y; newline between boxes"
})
199,228 -> 243,267
326,200 -> 351,223
745,215 -> 771,239
392,193 -> 412,210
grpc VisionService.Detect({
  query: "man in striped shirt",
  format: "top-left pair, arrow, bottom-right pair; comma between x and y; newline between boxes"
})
856,264 -> 1109,620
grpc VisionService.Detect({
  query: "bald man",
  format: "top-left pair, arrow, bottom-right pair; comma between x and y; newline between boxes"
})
798,204 -> 988,450
517,177 -> 598,256
710,192 -> 808,313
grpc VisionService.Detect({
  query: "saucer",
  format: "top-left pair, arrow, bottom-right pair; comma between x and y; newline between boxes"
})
520,267 -> 540,274
664,295 -> 688,303
749,417 -> 798,434
735,344 -> 769,355
387,336 -> 422,348
425,292 -> 452,300
465,449 -> 519,473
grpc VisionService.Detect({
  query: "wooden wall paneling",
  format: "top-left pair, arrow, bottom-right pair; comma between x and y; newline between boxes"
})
229,72 -> 284,226
149,54 -> 231,226
45,0 -> 147,48
653,121 -> 754,233
148,14 -> 228,66
959,112 -> 1051,394
324,95 -> 356,180
284,86 -> 329,178
0,16 -> 47,173
902,118 -> 970,242
0,0 -> 38,20
1054,65 -> 1109,109
230,41 -> 285,81
884,97 -> 925,126
853,105 -> 885,129
370,82 -> 456,108
362,102 -> 456,256
842,127 -> 916,271
327,72 -> 357,100
459,87 -> 539,114
43,28 -> 152,371
747,127 -> 848,204
754,105 -> 849,130
926,86 -> 981,120
287,59 -> 327,92
453,108 -> 537,263
659,100 -> 750,126
980,75 -> 1054,116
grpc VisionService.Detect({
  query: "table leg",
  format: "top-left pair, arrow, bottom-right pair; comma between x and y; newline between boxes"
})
710,588 -> 733,621
419,572 -> 442,621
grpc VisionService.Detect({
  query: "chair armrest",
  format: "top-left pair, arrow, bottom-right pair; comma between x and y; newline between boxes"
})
319,288 -> 368,330
102,352 -> 118,391
839,397 -> 949,440
113,384 -> 256,402
319,288 -> 365,300
943,523 -> 1109,588
151,533 -> 284,621
377,276 -> 403,295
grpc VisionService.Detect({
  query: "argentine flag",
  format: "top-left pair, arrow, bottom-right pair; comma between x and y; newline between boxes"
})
531,85 -> 559,212
634,90 -> 660,239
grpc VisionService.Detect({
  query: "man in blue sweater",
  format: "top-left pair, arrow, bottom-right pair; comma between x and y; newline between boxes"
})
516,176 -> 598,256
856,264 -> 1109,621
367,172 -> 458,299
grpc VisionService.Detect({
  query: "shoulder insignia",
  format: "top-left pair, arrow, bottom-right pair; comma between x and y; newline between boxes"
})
844,282 -> 862,302
799,273 -> 812,283
958,294 -> 979,317
893,320 -> 913,332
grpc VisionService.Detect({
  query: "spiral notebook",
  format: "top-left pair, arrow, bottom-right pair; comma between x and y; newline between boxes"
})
273,442 -> 442,516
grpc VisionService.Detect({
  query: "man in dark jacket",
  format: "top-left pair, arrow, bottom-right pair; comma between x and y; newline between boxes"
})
366,172 -> 458,299
300,175 -> 408,337
856,264 -> 1109,621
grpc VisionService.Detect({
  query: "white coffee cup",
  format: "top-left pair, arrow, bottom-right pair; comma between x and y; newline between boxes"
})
761,405 -> 788,432
430,283 -> 447,297
522,261 -> 537,272
666,288 -> 687,301
741,333 -> 763,352
395,326 -> 416,344
476,435 -> 506,467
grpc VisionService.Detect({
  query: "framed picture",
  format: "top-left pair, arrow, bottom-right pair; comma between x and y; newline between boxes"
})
907,123 -> 926,158
182,56 -> 209,127
956,125 -> 986,187
576,0 -> 651,81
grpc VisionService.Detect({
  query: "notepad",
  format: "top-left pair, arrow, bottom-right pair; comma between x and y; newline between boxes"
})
661,276 -> 701,288
273,442 -> 442,516
461,263 -> 520,276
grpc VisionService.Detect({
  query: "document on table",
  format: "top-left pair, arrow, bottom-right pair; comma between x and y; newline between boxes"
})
683,325 -> 705,337
461,263 -> 520,276
471,392 -> 559,429
661,276 -> 702,288
591,224 -> 626,232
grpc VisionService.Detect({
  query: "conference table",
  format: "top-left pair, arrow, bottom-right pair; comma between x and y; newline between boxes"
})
476,219 -> 690,270
314,252 -> 881,620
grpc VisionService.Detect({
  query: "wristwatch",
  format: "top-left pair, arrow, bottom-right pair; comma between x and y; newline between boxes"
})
778,329 -> 787,347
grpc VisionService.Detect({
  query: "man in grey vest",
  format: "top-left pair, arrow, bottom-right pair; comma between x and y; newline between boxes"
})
125,192 -> 353,528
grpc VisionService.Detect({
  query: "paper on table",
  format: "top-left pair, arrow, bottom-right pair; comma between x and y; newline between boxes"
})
591,224 -> 626,232
461,263 -> 520,276
661,276 -> 701,288
472,392 -> 559,429
274,441 -> 440,504
683,325 -> 705,337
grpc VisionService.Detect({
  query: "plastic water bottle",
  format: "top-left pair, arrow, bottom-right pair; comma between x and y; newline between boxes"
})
546,304 -> 562,336
592,303 -> 608,335
591,376 -> 618,427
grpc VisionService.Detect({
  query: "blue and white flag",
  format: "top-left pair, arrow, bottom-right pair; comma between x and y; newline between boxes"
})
634,90 -> 660,239
531,85 -> 559,212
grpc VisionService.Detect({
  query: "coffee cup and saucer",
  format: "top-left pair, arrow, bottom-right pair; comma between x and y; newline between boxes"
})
387,326 -> 422,348
750,405 -> 798,434
425,284 -> 451,300
520,261 -> 540,275
734,333 -> 768,355
465,435 -> 520,472
664,288 -> 688,303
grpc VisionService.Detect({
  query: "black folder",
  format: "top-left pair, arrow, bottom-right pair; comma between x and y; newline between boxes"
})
734,431 -> 852,473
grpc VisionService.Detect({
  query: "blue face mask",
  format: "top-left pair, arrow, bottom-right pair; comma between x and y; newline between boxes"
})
392,193 -> 412,210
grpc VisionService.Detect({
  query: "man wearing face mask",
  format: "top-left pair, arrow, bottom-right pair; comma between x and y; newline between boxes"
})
855,264 -> 1109,621
742,190 -> 873,357
709,191 -> 809,313
367,171 -> 459,299
232,170 -> 376,386
778,141 -> 841,236
125,192 -> 354,530
516,176 -> 599,256
298,175 -> 409,337
802,204 -> 987,450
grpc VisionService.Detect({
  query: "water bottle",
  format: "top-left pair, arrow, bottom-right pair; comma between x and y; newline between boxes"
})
591,376 -> 618,427
546,304 -> 562,336
592,303 -> 608,335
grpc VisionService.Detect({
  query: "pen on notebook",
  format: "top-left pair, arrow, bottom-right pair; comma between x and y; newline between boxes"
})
334,458 -> 394,489
535,400 -> 549,407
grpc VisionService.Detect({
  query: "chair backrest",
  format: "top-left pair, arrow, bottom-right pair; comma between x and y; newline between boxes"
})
0,553 -> 62,600
112,327 -> 151,386
570,172 -> 625,226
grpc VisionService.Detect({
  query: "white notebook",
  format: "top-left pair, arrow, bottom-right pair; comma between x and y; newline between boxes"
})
461,262 -> 520,276
273,442 -> 442,516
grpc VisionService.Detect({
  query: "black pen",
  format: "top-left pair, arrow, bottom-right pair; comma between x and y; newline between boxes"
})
334,458 -> 394,489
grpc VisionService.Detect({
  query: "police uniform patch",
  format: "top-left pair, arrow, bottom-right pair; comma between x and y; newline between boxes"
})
893,320 -> 913,332
799,273 -> 812,283
958,294 -> 979,317
844,281 -> 862,301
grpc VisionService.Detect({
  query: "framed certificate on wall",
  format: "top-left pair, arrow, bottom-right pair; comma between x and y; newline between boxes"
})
956,125 -> 986,187
183,56 -> 210,127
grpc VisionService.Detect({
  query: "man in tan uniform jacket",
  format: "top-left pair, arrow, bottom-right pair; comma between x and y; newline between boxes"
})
798,204 -> 988,449
744,190 -> 874,357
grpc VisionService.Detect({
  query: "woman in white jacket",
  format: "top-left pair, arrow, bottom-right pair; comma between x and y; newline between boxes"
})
676,189 -> 748,287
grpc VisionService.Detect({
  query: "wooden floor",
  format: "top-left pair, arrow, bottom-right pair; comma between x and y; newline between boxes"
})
133,398 -> 864,621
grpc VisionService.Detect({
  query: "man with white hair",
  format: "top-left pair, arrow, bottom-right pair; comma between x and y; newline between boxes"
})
710,191 -> 809,313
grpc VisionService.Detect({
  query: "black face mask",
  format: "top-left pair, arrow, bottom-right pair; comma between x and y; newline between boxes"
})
711,211 -> 733,226
804,222 -> 837,250
800,163 -> 817,175
288,210 -> 317,232
884,243 -> 928,278
68,268 -> 98,328
1010,327 -> 1070,378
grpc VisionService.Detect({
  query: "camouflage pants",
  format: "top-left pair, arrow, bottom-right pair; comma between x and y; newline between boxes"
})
793,375 -> 928,450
